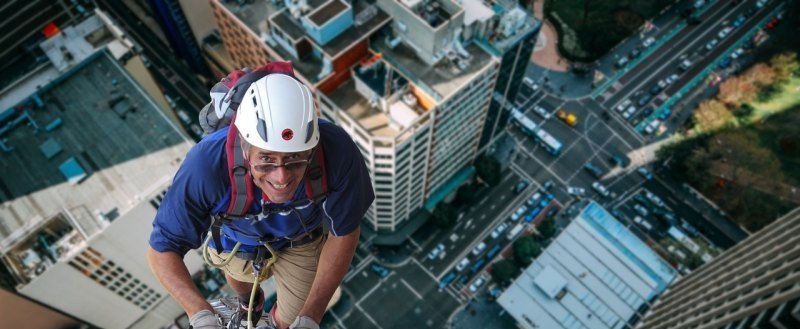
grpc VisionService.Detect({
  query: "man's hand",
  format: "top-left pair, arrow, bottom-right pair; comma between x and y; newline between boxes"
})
289,316 -> 319,329
189,310 -> 222,329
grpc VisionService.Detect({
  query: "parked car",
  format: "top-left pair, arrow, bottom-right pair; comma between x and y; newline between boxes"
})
541,180 -> 555,191
730,47 -> 745,59
756,0 -> 768,9
486,244 -> 502,259
506,224 -> 524,240
639,107 -> 655,118
491,223 -> 509,239
705,38 -> 719,51
513,179 -> 529,193
469,274 -> 489,293
471,242 -> 487,256
633,216 -> 653,230
733,15 -> 747,27
567,186 -> 586,197
584,162 -> 605,178
638,94 -> 653,106
616,99 -> 632,113
634,194 -> 649,206
642,36 -> 656,48
634,204 -> 649,217
645,190 -> 666,208
679,59 -> 692,71
511,205 -> 528,221
523,77 -> 539,91
371,263 -> 391,278
428,243 -> 446,260
717,27 -> 733,39
455,257 -> 471,272
628,47 -> 642,59
657,108 -> 672,121
623,106 -> 637,119
615,56 -> 629,69
644,119 -> 661,134
470,258 -> 487,274
665,73 -> 680,85
591,182 -> 611,198
637,167 -> 653,180
438,272 -> 456,289
533,105 -> 551,119
527,192 -> 542,206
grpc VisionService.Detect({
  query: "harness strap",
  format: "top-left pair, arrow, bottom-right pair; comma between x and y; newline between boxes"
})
304,145 -> 330,235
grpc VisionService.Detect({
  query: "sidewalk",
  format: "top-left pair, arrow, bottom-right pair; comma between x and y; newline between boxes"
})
527,0 -> 595,99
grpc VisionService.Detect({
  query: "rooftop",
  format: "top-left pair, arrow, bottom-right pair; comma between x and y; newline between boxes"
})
220,0 -> 391,81
498,202 -> 677,329
372,28 -> 496,102
0,50 -> 193,251
469,0 -> 541,56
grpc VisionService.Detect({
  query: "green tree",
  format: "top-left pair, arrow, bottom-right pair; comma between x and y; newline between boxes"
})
432,202 -> 458,229
490,259 -> 521,286
454,183 -> 480,207
769,52 -> 799,83
475,155 -> 501,187
538,217 -> 556,239
734,103 -> 755,119
512,236 -> 541,266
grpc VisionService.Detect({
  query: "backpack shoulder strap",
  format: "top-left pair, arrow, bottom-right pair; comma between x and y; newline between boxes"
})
210,112 -> 255,253
304,144 -> 330,235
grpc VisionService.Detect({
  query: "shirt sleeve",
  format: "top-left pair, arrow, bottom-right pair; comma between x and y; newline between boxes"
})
321,128 -> 375,236
149,142 -> 226,255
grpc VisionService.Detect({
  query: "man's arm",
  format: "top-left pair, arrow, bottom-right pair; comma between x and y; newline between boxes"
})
147,247 -> 213,317
297,226 -> 360,324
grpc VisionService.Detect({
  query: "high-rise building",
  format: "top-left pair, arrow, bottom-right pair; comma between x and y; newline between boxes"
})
0,12 -> 200,329
144,0 -> 212,76
210,0 -> 537,240
0,0 -> 94,91
635,207 -> 800,329
473,0 -> 540,149
497,202 -> 677,329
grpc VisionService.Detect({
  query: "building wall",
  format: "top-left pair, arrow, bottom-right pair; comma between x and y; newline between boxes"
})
479,29 -> 538,149
427,62 -> 497,196
0,289 -> 82,329
180,0 -> 217,41
210,0 -> 271,68
636,208 -> 800,329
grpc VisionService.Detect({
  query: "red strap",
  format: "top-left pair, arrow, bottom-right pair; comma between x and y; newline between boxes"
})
225,112 -> 255,215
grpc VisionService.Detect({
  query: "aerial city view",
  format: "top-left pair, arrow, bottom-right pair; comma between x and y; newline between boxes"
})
0,0 -> 798,328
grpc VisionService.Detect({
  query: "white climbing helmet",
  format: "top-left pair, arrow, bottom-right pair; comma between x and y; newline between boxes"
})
234,73 -> 319,153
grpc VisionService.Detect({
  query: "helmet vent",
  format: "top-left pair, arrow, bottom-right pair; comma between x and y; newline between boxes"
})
252,96 -> 257,107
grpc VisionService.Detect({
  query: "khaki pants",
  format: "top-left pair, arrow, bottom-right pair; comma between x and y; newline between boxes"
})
207,236 -> 326,324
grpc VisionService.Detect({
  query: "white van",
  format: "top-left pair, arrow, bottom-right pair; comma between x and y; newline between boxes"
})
507,224 -> 524,240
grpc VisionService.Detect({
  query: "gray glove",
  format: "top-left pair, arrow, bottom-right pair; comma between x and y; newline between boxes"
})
288,316 -> 319,329
190,310 -> 223,329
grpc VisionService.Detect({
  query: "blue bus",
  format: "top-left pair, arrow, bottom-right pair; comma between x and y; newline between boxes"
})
510,108 -> 563,156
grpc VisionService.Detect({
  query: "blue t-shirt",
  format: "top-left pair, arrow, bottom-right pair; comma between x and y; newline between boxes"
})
149,121 -> 374,255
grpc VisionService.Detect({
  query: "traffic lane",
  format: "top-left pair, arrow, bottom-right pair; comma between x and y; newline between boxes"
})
359,261 -> 460,329
644,179 -> 737,248
607,0 -> 755,108
577,98 -> 646,149
343,264 -> 385,298
663,0 -> 784,96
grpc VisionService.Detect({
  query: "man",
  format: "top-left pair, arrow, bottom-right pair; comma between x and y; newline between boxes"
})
147,69 -> 374,329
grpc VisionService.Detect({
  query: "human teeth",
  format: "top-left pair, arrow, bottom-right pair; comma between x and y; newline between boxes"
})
272,182 -> 288,189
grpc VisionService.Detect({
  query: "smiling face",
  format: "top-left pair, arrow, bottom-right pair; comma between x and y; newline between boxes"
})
244,145 -> 313,203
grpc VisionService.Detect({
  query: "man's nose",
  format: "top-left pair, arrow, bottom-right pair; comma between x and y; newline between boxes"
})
269,165 -> 291,183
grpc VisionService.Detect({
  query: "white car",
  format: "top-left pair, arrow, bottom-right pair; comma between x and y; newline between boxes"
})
645,191 -> 666,208
642,36 -> 656,48
633,204 -> 649,217
526,192 -> 542,206
469,274 -> 489,293
730,47 -> 745,59
644,120 -> 661,134
665,73 -> 680,85
591,182 -> 611,198
616,99 -> 632,113
623,106 -> 637,119
523,77 -> 540,91
491,223 -> 509,239
455,257 -> 470,272
705,39 -> 719,51
717,27 -> 733,39
637,167 -> 653,180
511,205 -> 528,221
427,243 -> 445,260
471,242 -> 487,256
633,216 -> 653,230
756,0 -> 768,9
567,187 -> 586,197
533,105 -> 552,119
